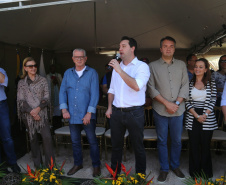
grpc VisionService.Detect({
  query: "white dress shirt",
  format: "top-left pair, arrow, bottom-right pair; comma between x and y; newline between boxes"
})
108,57 -> 150,107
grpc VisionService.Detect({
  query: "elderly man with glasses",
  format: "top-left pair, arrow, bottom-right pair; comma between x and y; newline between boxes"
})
59,48 -> 100,177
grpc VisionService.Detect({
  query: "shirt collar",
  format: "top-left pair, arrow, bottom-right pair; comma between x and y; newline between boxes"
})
73,65 -> 89,72
160,57 -> 175,64
121,57 -> 138,66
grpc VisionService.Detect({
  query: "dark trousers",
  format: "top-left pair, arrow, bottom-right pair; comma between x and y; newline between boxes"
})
188,108 -> 213,178
0,100 -> 17,165
110,106 -> 146,174
29,124 -> 55,168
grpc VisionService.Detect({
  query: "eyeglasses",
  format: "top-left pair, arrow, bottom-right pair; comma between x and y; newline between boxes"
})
25,64 -> 38,68
220,60 -> 226,63
73,56 -> 85,60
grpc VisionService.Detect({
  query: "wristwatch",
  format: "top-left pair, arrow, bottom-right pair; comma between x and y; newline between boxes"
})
175,101 -> 180,106
196,115 -> 200,120
204,112 -> 209,117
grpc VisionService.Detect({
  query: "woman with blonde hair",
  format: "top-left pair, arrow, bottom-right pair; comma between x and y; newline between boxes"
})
17,57 -> 54,168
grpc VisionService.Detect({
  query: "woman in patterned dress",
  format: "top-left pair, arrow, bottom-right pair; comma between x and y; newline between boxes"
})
17,57 -> 55,168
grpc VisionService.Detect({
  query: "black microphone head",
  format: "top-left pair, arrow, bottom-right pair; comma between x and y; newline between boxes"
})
115,53 -> 121,60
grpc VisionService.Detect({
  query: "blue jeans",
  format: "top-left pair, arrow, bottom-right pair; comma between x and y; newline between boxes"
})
69,119 -> 100,167
0,100 -> 17,165
153,110 -> 183,172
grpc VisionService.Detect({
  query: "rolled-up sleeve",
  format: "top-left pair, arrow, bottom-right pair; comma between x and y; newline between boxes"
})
0,69 -> 8,87
108,70 -> 115,95
135,63 -> 150,91
87,70 -> 99,114
59,72 -> 68,110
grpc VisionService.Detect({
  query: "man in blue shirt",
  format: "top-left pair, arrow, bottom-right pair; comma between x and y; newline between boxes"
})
0,68 -> 21,173
59,49 -> 100,177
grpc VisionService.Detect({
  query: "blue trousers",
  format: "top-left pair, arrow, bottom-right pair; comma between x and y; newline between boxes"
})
0,100 -> 17,165
153,110 -> 183,172
69,119 -> 100,167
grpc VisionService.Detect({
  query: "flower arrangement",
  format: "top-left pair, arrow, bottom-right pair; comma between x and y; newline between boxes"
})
184,174 -> 226,185
21,157 -> 76,185
94,163 -> 154,185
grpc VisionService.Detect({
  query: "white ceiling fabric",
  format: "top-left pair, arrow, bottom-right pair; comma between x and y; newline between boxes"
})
0,0 -> 225,52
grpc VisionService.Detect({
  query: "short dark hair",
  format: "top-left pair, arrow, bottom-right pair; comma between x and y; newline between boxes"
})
160,36 -> 176,48
121,36 -> 137,56
186,54 -> 196,63
218,55 -> 226,71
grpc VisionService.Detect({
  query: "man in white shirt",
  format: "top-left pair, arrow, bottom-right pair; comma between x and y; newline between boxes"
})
106,36 -> 150,174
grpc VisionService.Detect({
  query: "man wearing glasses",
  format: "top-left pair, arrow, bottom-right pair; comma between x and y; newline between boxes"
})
59,49 -> 100,177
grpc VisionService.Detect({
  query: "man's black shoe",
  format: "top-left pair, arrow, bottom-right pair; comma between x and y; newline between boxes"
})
157,171 -> 168,183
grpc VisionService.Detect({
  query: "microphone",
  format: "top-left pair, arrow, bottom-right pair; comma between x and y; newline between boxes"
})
107,53 -> 121,70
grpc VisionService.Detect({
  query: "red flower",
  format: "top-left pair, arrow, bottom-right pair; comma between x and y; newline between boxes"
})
60,160 -> 66,172
49,156 -> 54,170
121,163 -> 132,176
105,163 -> 118,180
146,176 -> 154,185
195,178 -> 202,185
27,164 -> 39,179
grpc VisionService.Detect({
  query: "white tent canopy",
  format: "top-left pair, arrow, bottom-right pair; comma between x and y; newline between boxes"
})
0,0 -> 225,53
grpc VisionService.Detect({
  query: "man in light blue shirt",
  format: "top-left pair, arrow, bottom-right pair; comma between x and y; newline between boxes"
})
0,68 -> 20,173
59,49 -> 100,177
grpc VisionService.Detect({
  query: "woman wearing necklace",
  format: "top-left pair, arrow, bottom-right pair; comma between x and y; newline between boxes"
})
185,58 -> 217,178
17,57 -> 55,168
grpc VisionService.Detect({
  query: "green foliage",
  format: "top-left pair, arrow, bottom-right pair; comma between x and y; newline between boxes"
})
183,172 -> 226,185
0,163 -> 7,178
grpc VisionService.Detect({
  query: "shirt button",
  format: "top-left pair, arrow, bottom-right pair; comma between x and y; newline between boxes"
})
78,81 -> 79,82
75,105 -> 76,106
75,97 -> 76,99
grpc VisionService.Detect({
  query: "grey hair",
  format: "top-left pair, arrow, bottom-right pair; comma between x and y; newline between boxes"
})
72,48 -> 86,56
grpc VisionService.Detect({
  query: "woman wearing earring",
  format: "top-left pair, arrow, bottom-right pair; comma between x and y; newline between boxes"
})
185,58 -> 218,178
17,57 -> 55,168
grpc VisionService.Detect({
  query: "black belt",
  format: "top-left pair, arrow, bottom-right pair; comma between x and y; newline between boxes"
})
113,105 -> 143,112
